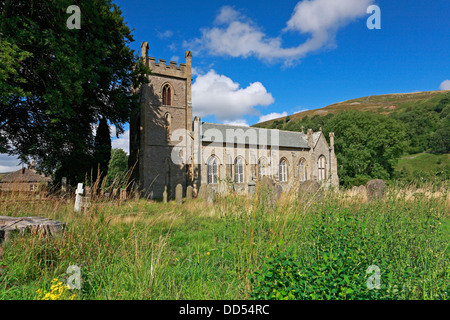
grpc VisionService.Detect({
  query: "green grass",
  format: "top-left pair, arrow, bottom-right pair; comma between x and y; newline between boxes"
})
397,153 -> 450,173
0,183 -> 448,300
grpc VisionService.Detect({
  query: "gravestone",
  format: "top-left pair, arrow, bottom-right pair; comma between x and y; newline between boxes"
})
186,186 -> 193,200
298,180 -> 322,202
206,185 -> 215,205
198,184 -> 207,200
120,188 -> 127,201
366,179 -> 386,201
61,177 -> 67,197
175,184 -> 183,204
163,185 -> 168,203
74,183 -> 84,212
248,180 -> 256,197
112,188 -> 118,199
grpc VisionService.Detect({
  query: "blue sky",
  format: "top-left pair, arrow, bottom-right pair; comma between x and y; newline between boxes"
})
1,0 -> 449,172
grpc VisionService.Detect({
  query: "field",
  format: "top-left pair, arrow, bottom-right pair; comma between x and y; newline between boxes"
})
397,153 -> 450,173
256,90 -> 449,127
0,182 -> 449,300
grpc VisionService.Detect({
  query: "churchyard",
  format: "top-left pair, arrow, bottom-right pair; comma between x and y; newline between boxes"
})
0,178 -> 448,300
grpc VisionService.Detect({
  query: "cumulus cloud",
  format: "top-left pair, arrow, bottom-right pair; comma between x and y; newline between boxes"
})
223,119 -> 250,127
440,80 -> 450,90
258,112 -> 288,123
110,125 -> 129,154
192,69 -> 274,121
186,1 -> 373,64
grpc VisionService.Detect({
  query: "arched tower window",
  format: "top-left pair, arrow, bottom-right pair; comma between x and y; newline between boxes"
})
318,155 -> 326,181
234,157 -> 244,183
279,158 -> 288,182
299,158 -> 307,182
162,83 -> 172,106
207,156 -> 218,184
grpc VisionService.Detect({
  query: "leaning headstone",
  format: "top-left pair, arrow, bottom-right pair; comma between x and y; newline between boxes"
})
175,184 -> 183,204
198,184 -> 207,200
163,186 -> 168,203
74,183 -> 84,212
366,179 -> 386,201
186,186 -> 193,200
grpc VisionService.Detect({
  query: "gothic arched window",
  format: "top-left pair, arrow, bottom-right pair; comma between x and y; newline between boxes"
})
279,159 -> 288,182
162,84 -> 172,106
299,158 -> 307,182
208,156 -> 218,184
318,155 -> 326,181
234,157 -> 244,183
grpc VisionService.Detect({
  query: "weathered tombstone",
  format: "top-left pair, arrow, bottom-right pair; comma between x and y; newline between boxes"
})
248,181 -> 256,197
206,185 -> 215,205
186,186 -> 193,200
112,188 -> 118,199
163,185 -> 168,203
366,179 -> 386,201
74,183 -> 84,212
175,184 -> 183,204
120,188 -> 127,201
298,180 -> 322,202
61,177 -> 67,197
256,176 -> 279,209
198,184 -> 207,200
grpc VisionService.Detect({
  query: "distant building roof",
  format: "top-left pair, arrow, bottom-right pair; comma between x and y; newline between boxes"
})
0,168 -> 51,184
200,122 -> 310,149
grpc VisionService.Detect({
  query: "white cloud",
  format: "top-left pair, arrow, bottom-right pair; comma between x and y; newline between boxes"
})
109,125 -> 129,154
186,1 -> 373,64
192,69 -> 274,121
439,80 -> 450,90
258,112 -> 288,123
157,30 -> 173,39
0,154 -> 22,173
223,119 -> 250,127
170,56 -> 180,63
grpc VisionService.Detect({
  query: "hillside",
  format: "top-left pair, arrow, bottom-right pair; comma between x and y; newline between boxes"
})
255,90 -> 450,127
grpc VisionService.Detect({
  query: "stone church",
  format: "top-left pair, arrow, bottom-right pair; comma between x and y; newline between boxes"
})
129,42 -> 339,199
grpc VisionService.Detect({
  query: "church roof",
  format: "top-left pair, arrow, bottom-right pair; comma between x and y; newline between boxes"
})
199,122 -> 310,149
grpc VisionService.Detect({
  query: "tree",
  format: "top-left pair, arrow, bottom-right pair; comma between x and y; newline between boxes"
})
106,148 -> 128,186
0,0 -> 149,184
326,111 -> 407,186
93,117 -> 111,183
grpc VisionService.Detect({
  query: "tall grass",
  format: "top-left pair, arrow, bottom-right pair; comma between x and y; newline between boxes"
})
0,180 -> 448,299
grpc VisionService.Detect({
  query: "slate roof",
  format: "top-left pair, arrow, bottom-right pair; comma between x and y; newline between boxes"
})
0,168 -> 51,184
199,122 -> 310,149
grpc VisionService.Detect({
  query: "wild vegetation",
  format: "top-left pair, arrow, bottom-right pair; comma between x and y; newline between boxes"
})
256,91 -> 450,187
1,181 -> 448,300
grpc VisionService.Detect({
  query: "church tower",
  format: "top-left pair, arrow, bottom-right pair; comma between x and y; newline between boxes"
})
129,41 -> 193,199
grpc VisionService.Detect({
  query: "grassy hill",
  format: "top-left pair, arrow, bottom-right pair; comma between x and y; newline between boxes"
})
256,90 -> 450,127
